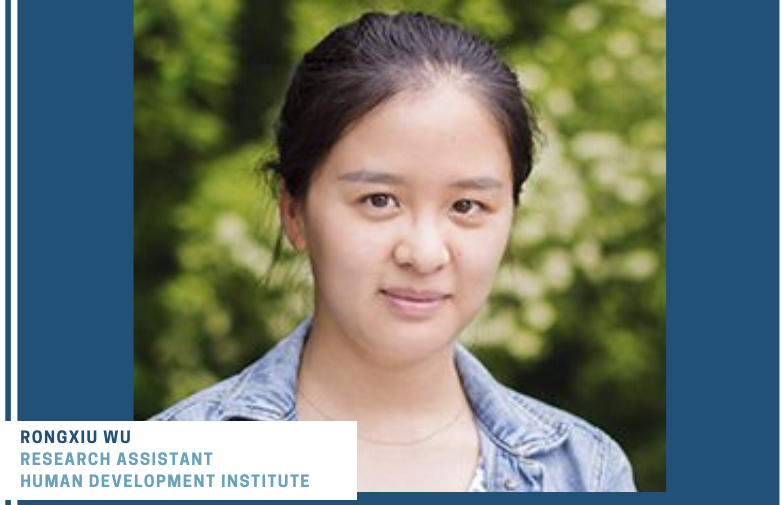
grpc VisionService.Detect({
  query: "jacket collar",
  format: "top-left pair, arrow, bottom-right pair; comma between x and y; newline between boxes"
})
454,345 -> 570,457
217,319 -> 311,422
217,318 -> 571,456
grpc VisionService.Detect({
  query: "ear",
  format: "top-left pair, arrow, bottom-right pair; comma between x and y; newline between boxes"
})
279,183 -> 308,252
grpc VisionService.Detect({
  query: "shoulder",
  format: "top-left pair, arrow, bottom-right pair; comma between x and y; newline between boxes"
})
150,319 -> 311,421
149,372 -> 247,421
500,385 -> 636,491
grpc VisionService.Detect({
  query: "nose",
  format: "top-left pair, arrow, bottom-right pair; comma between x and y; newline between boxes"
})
393,218 -> 451,274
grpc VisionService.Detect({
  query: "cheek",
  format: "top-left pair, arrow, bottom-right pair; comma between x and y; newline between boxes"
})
456,225 -> 511,293
305,210 -> 390,281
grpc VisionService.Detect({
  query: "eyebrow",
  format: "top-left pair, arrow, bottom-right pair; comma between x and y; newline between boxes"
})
337,170 -> 404,185
337,170 -> 504,191
450,177 -> 504,191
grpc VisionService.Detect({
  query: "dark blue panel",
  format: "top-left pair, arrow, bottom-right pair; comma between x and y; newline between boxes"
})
669,0 -> 778,500
16,0 -> 133,420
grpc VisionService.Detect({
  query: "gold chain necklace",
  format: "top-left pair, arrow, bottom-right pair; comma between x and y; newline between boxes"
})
297,389 -> 464,447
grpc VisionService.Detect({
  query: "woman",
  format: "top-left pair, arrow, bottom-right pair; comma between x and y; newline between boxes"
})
153,12 -> 636,492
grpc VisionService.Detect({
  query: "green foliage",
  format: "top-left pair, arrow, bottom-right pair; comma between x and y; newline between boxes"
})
134,0 -> 666,491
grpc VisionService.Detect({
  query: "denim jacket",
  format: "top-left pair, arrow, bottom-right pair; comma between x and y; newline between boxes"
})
153,319 -> 637,492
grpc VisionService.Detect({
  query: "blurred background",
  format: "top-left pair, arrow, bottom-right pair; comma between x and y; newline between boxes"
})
134,0 -> 665,491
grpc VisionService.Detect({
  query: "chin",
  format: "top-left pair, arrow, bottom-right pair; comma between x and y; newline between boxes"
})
365,324 -> 458,364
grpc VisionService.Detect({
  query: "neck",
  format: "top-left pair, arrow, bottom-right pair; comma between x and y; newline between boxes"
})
297,312 -> 469,433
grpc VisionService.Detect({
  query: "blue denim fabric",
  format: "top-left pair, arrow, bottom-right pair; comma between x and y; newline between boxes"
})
152,319 -> 637,492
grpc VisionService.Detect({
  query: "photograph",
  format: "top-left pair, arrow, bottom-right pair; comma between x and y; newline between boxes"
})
134,0 -> 666,492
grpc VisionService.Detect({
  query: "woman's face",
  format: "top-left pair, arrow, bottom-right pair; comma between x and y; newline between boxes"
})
282,82 -> 515,366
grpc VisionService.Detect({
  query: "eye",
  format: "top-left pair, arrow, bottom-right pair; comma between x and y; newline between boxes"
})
362,193 -> 400,210
452,199 -> 484,216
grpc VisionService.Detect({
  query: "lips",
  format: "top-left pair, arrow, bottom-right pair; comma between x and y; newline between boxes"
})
379,288 -> 451,318
382,288 -> 448,301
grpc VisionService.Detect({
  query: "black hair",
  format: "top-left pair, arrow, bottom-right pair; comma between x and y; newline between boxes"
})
266,11 -> 540,206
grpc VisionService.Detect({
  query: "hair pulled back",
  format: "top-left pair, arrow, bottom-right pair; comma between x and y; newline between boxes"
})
269,12 -> 539,205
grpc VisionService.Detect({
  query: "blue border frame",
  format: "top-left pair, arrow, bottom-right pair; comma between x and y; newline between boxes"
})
4,0 -> 780,501
4,0 -> 10,424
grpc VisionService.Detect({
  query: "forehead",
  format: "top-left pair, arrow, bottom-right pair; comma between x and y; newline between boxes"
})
318,83 -> 512,185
